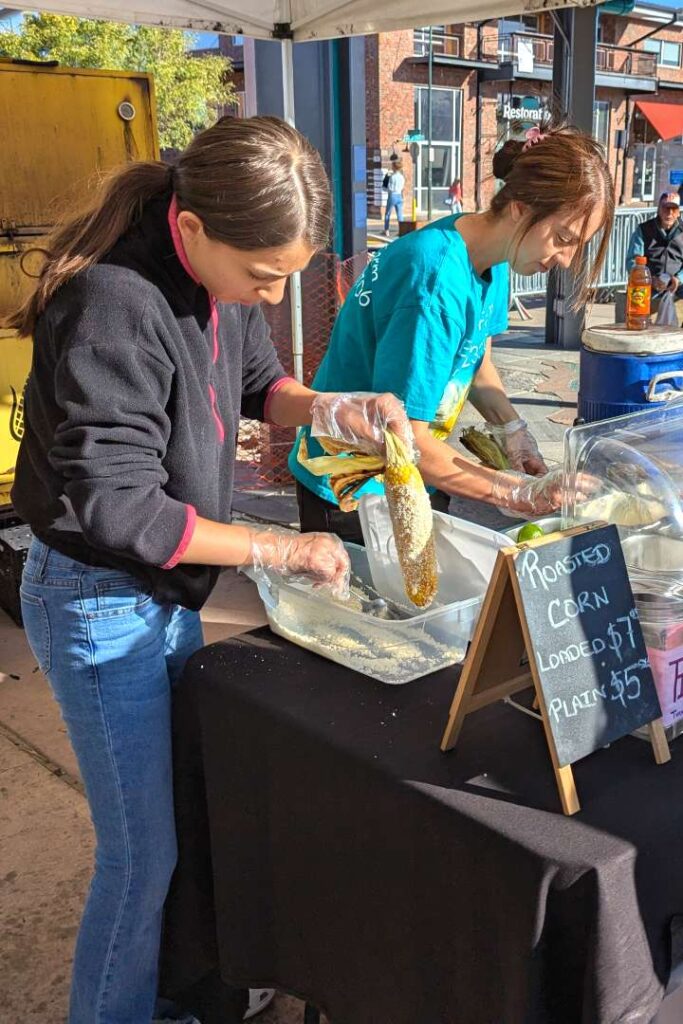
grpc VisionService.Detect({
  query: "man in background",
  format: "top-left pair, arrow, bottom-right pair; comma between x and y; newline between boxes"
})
626,191 -> 683,301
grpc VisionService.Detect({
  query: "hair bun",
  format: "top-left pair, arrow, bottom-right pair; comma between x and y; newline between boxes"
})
492,139 -> 524,182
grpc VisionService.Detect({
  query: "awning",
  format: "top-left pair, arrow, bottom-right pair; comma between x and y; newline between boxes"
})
634,99 -> 683,142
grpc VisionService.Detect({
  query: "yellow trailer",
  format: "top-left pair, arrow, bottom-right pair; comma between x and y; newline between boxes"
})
0,60 -> 159,502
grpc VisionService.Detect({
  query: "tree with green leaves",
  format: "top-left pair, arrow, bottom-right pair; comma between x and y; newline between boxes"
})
0,14 -> 235,150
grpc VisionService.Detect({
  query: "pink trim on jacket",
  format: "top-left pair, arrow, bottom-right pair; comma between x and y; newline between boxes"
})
208,384 -> 225,443
210,298 -> 219,364
263,376 -> 296,423
162,504 -> 198,569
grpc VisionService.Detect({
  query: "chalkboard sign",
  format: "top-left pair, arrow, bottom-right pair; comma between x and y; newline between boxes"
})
441,523 -> 670,815
512,524 -> 661,767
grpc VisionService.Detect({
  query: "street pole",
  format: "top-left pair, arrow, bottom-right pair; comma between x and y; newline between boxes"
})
427,25 -> 433,222
544,6 -> 597,349
281,38 -> 305,382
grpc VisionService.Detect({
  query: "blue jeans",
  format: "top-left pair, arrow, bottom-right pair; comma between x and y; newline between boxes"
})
20,539 -> 204,1024
384,193 -> 403,230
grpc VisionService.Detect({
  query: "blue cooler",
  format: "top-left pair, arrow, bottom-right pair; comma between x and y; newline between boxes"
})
579,324 -> 683,422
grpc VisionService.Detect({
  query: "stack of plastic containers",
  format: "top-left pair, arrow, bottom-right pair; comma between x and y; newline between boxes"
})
562,400 -> 683,738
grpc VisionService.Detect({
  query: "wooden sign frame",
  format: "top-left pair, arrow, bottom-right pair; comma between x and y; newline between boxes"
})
440,525 -> 670,815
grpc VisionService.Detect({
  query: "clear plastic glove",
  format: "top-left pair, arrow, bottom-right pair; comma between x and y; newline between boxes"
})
485,418 -> 547,476
310,392 -> 415,458
249,529 -> 350,600
491,468 -> 564,518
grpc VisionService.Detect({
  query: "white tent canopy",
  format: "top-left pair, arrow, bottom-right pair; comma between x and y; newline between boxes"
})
5,0 -> 601,41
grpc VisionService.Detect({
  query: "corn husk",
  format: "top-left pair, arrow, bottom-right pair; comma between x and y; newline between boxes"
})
459,426 -> 510,470
297,434 -> 383,511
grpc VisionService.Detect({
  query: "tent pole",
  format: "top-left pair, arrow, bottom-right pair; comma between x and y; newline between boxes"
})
427,26 -> 433,222
281,38 -> 305,384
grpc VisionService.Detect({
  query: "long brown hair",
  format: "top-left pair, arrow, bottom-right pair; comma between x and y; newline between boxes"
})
10,115 -> 332,336
491,124 -> 614,306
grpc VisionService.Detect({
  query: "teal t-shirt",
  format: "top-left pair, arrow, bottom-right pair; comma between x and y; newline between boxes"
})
289,214 -> 509,503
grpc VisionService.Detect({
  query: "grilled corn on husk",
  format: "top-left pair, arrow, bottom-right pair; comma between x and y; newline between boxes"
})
297,430 -> 438,608
459,426 -> 510,470
382,432 -> 438,608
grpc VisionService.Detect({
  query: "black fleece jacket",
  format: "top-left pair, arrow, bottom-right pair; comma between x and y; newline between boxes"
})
12,192 -> 285,609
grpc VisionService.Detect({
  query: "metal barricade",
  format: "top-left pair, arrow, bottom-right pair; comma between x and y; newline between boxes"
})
509,206 -> 656,303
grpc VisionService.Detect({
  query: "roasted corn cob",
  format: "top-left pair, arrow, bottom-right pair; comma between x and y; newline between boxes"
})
382,431 -> 438,608
459,425 -> 510,470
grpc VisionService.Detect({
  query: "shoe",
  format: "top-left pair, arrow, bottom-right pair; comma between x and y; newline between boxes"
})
383,230 -> 390,238
244,988 -> 275,1020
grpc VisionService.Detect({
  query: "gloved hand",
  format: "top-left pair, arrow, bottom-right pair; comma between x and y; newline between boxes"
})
249,529 -> 350,600
310,392 -> 415,458
485,419 -> 547,476
491,468 -> 564,518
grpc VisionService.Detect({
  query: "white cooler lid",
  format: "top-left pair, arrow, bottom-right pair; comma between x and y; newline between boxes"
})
582,323 -> 683,355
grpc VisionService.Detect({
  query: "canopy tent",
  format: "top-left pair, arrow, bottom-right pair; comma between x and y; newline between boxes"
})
4,0 -> 601,41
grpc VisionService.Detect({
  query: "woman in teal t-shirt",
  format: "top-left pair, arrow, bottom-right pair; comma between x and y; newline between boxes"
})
290,125 -> 615,542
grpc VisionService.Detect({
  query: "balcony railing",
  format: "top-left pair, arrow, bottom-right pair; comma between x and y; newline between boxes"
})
413,28 -> 462,58
486,31 -> 657,78
413,28 -> 658,80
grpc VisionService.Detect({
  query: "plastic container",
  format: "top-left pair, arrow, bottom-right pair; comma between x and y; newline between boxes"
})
562,406 -> 683,741
621,536 -> 683,740
244,541 -> 485,685
358,494 -> 510,610
626,254 -> 652,330
562,400 -> 683,537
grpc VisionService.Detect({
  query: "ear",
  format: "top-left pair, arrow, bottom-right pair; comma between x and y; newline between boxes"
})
176,210 -> 205,243
508,201 -> 529,225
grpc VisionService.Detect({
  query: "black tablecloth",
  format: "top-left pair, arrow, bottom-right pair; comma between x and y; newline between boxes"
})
160,628 -> 683,1024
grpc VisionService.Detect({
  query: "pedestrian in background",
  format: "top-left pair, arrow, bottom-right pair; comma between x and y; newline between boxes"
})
447,178 -> 463,213
626,191 -> 683,302
383,157 -> 405,237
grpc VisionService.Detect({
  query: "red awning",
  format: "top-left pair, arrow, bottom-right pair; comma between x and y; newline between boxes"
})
634,99 -> 683,142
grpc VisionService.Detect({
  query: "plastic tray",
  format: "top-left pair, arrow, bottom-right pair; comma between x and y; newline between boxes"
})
245,543 -> 483,685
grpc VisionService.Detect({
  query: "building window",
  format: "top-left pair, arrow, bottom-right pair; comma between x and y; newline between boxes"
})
232,35 -> 244,45
413,26 -> 446,56
593,101 -> 610,147
643,38 -> 681,68
633,143 -> 657,202
498,14 -> 539,34
413,86 -> 462,213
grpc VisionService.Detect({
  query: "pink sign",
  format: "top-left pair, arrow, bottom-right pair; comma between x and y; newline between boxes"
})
647,644 -> 683,727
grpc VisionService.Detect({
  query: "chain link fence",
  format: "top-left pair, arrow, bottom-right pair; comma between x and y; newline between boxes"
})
235,250 -> 367,491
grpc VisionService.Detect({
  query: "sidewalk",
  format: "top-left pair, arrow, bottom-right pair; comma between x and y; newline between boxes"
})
1,300 -> 612,1023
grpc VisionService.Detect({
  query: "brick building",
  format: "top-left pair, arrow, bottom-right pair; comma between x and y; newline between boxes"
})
366,2 -> 683,219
